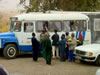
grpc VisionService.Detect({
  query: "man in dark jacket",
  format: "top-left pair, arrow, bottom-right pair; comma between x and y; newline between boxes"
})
31,33 -> 40,61
52,29 -> 59,59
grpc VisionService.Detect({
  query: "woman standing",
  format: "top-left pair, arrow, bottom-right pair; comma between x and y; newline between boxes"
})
42,32 -> 52,65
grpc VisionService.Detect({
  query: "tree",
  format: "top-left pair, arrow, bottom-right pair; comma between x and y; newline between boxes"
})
19,0 -> 100,12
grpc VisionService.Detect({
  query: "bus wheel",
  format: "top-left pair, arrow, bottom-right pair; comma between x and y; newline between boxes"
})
3,44 -> 18,59
95,56 -> 100,66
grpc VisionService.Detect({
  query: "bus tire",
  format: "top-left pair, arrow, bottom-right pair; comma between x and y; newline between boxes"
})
3,44 -> 18,59
95,56 -> 100,66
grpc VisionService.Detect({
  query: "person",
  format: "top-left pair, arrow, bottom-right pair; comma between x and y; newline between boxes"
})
65,32 -> 70,59
69,21 -> 74,31
43,21 -> 48,32
51,29 -> 59,59
58,35 -> 66,62
0,65 -> 9,75
40,30 -> 45,44
77,33 -> 83,46
42,32 -> 52,65
31,33 -> 40,61
62,34 -> 66,42
67,33 -> 76,62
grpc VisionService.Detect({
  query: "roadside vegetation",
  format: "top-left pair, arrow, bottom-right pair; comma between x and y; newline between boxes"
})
0,11 -> 17,32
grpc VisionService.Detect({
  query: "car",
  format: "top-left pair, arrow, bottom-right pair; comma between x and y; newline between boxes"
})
74,39 -> 100,65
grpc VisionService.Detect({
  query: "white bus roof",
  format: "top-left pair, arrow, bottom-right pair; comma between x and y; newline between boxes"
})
13,13 -> 89,21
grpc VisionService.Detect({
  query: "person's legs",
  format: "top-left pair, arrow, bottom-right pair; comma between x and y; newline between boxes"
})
46,53 -> 52,65
70,50 -> 73,61
63,51 -> 66,61
66,47 -> 69,59
60,52 -> 63,61
68,50 -> 71,61
35,50 -> 38,61
55,46 -> 59,58
52,46 -> 56,58
33,49 -> 38,61
72,51 -> 75,62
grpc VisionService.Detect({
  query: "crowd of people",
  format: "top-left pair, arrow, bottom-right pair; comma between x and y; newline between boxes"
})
31,28 -> 83,65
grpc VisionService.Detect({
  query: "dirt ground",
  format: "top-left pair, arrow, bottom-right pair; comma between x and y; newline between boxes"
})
0,54 -> 99,75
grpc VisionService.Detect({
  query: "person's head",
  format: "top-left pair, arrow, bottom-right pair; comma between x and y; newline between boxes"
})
66,32 -> 69,36
61,36 -> 64,40
32,33 -> 35,37
61,34 -> 65,40
43,21 -> 48,27
62,34 -> 65,38
70,21 -> 74,25
54,29 -> 57,33
71,33 -> 75,38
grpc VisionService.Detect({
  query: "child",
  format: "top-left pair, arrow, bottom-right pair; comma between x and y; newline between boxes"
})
67,33 -> 76,62
58,35 -> 66,62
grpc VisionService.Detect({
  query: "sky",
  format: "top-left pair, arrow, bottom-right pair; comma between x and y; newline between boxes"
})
0,0 -> 26,10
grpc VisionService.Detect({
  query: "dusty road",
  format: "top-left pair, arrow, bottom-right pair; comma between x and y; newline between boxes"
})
0,54 -> 99,75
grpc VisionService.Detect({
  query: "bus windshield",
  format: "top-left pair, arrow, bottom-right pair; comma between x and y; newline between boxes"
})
10,21 -> 21,32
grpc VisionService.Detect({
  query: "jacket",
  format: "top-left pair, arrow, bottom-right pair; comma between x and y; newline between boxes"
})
67,38 -> 76,50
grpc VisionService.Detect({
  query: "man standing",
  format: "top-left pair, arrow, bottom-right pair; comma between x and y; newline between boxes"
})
31,33 -> 40,61
52,30 -> 59,59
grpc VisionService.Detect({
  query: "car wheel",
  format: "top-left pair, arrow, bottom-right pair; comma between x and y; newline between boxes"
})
95,56 -> 100,66
3,44 -> 18,59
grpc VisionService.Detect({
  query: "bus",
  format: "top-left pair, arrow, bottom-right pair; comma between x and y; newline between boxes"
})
0,12 -> 90,58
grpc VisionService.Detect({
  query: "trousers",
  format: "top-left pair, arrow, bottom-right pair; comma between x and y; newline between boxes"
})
68,50 -> 75,62
52,46 -> 59,58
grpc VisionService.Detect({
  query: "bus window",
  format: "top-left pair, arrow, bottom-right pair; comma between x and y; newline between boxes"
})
63,21 -> 70,32
36,21 -> 48,32
74,20 -> 87,31
63,20 -> 87,31
24,23 -> 33,32
49,21 -> 62,32
10,21 -> 21,32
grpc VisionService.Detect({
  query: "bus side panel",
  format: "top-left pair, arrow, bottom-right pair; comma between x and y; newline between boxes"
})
75,30 -> 91,44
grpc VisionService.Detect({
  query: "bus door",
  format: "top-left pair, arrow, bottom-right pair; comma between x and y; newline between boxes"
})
21,21 -> 34,52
